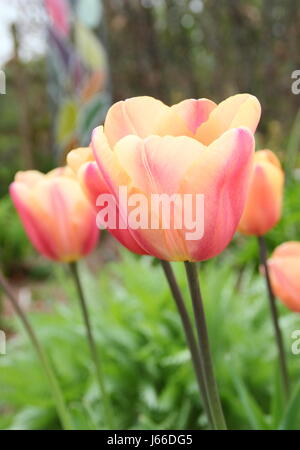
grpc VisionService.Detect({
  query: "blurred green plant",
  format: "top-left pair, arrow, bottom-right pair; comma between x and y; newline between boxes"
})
1,251 -> 300,430
228,176 -> 300,269
0,195 -> 32,276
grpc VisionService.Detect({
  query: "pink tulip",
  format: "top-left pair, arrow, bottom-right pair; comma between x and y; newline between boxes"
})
238,150 -> 284,236
10,167 -> 99,262
267,242 -> 300,313
71,94 -> 260,261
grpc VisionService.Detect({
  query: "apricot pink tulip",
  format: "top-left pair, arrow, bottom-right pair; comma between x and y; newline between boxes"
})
70,94 -> 261,261
10,167 -> 99,262
267,242 -> 300,313
238,150 -> 284,236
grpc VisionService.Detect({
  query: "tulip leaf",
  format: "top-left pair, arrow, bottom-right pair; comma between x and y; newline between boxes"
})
279,378 -> 300,430
8,406 -> 55,431
232,374 -> 269,429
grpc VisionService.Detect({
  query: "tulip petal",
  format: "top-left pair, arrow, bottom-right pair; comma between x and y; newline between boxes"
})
267,241 -> 300,312
268,258 -> 300,313
104,96 -> 191,147
180,127 -> 255,261
67,147 -> 94,173
91,127 -> 151,255
10,182 -> 59,260
14,170 -> 45,188
79,161 -> 108,206
10,175 -> 99,262
80,161 -> 145,254
195,93 -> 261,145
113,135 -> 207,260
272,241 -> 300,259
114,134 -> 205,194
238,151 -> 284,236
92,126 -> 130,194
254,149 -> 282,168
171,98 -> 217,133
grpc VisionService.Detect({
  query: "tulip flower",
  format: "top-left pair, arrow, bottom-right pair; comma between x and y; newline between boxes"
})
72,94 -> 260,262
10,167 -> 99,262
239,150 -> 288,401
238,150 -> 287,399
9,166 -> 114,426
68,94 -> 261,429
267,242 -> 300,313
238,150 -> 284,236
67,146 -> 108,205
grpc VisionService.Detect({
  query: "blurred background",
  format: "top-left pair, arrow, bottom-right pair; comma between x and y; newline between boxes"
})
1,0 -> 300,430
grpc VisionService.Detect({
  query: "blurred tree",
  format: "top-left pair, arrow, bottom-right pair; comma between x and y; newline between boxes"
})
103,0 -> 166,101
0,24 -> 52,194
102,0 -> 300,149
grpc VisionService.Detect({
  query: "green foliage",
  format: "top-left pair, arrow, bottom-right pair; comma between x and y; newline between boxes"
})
1,251 -> 300,430
0,195 -> 32,275
0,58 -> 53,186
285,108 -> 300,175
227,177 -> 300,268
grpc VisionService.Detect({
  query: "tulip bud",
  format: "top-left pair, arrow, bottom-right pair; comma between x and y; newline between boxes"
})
10,167 -> 99,262
267,242 -> 300,313
238,150 -> 284,236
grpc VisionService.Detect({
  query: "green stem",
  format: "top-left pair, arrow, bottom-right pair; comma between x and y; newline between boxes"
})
184,261 -> 227,430
0,270 -> 73,430
69,262 -> 114,429
160,260 -> 214,429
258,236 -> 290,401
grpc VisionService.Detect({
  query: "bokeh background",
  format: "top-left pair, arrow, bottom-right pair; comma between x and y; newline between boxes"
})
1,0 -> 300,430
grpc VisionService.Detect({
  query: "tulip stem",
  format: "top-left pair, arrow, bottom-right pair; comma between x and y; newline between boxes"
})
160,260 -> 214,429
0,270 -> 73,430
184,261 -> 227,430
69,262 -> 114,429
258,236 -> 290,401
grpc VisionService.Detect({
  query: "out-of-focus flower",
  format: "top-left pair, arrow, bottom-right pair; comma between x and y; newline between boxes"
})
44,0 -> 70,37
267,242 -> 300,312
67,147 -> 108,205
67,147 -> 94,174
72,94 -> 260,261
10,167 -> 99,262
238,150 -> 284,236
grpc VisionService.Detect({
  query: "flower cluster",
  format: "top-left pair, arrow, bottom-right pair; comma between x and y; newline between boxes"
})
8,92 -> 300,429
10,93 -> 296,311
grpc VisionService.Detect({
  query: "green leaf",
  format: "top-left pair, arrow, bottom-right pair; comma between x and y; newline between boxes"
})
232,374 -> 269,430
9,407 -> 57,430
279,379 -> 300,430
